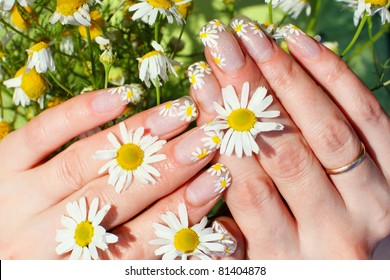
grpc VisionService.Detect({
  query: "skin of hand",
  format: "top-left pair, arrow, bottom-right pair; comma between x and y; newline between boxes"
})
191,16 -> 390,259
0,89 -> 244,259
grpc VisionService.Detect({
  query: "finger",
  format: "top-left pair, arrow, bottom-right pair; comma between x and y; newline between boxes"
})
0,88 -> 128,173
285,32 -> 390,181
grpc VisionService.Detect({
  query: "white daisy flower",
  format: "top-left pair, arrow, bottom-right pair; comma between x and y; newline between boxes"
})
60,32 -> 75,55
187,66 -> 205,90
337,0 -> 390,26
3,66 -> 48,109
0,0 -> 34,11
201,129 -> 224,150
159,100 -> 180,117
215,172 -> 232,193
278,0 -> 312,19
55,197 -> 118,260
50,0 -> 91,26
249,22 -> 264,37
128,0 -> 191,26
177,98 -> 197,122
211,52 -> 226,68
277,24 -> 304,39
26,41 -> 55,73
209,19 -> 225,32
150,203 -> 225,260
207,163 -> 227,177
199,25 -> 219,47
206,82 -> 283,158
196,61 -> 212,74
108,84 -> 144,104
191,147 -> 210,162
94,122 -> 167,193
137,40 -> 179,88
230,18 -> 248,37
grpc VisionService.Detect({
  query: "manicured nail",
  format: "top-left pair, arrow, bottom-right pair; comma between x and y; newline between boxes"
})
91,89 -> 129,113
284,24 -> 322,58
146,96 -> 198,135
230,16 -> 274,62
199,19 -> 245,73
211,220 -> 237,257
185,163 -> 232,206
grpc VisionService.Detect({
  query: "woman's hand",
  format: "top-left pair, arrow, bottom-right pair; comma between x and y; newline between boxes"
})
0,89 -> 244,259
191,17 -> 390,259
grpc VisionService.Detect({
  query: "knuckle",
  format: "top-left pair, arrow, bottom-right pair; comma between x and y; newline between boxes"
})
23,114 -> 50,153
324,58 -> 349,85
368,197 -> 390,242
352,96 -> 386,125
57,147 -> 87,190
271,59 -> 298,92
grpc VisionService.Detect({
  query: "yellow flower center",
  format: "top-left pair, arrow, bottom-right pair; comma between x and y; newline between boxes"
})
47,97 -> 65,108
174,228 -> 200,254
127,91 -> 134,99
365,0 -> 388,6
234,24 -> 243,33
174,0 -> 192,17
199,62 -> 208,69
141,50 -> 163,61
165,102 -> 173,109
28,42 -> 49,56
74,221 -> 94,247
213,163 -> 222,171
196,149 -> 208,159
199,32 -> 208,38
212,135 -> 221,145
227,108 -> 256,132
147,0 -> 173,9
20,68 -> 48,100
79,10 -> 105,40
116,143 -> 144,171
213,56 -> 221,65
57,0 -> 89,16
220,179 -> 227,188
10,6 -> 33,30
190,74 -> 197,85
186,105 -> 193,117
0,121 -> 11,140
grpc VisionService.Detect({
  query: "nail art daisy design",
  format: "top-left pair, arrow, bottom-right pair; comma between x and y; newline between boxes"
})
108,84 -> 145,104
209,19 -> 225,32
26,41 -> 55,73
178,97 -> 197,122
207,163 -> 227,177
191,147 -> 210,162
199,25 -> 219,47
196,61 -> 212,74
206,82 -> 284,158
187,65 -> 205,90
201,129 -> 224,150
159,100 -> 180,117
211,221 -> 237,257
150,203 -> 225,260
94,122 -> 167,193
55,197 -> 118,260
230,18 -> 248,37
211,52 -> 226,68
249,22 -> 264,38
282,24 -> 305,37
214,172 -> 232,193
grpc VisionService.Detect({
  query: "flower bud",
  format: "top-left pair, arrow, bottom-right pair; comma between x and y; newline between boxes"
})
100,48 -> 116,67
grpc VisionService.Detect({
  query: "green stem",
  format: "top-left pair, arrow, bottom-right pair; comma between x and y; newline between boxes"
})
268,1 -> 273,24
154,19 -> 160,42
48,72 -> 74,97
171,9 -> 189,59
104,65 -> 111,89
341,14 -> 368,58
86,27 -> 97,88
0,17 -> 35,43
306,0 -> 322,36
367,16 -> 380,75
155,77 -> 161,105
0,87 -> 4,119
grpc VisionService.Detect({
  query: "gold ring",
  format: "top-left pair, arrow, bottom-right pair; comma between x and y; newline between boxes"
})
325,142 -> 366,175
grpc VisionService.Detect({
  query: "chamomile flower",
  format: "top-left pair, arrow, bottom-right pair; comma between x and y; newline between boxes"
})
199,25 -> 219,47
201,130 -> 224,150
4,66 -> 48,109
214,172 -> 231,193
159,100 -> 179,117
191,147 -> 210,161
211,52 -> 226,68
0,0 -> 34,11
338,0 -> 390,26
283,24 -> 304,37
209,19 -> 225,32
10,5 -> 32,30
128,0 -> 191,26
137,40 -> 179,88
207,82 -> 283,158
50,0 -> 91,26
55,197 -> 118,260
230,18 -> 248,37
196,61 -> 212,74
278,0 -> 312,19
94,122 -> 167,193
187,66 -> 205,90
249,22 -> 264,37
177,98 -> 197,122
150,203 -> 225,260
207,163 -> 227,177
60,31 -> 75,55
108,84 -> 144,104
26,41 -> 55,73
0,118 -> 11,141
79,10 -> 110,46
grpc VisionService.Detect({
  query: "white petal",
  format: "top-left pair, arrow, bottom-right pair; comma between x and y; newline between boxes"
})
240,82 -> 250,108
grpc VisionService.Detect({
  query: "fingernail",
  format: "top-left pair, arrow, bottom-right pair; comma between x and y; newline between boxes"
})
188,61 -> 223,114
211,220 -> 237,257
199,19 -> 245,73
284,24 -> 322,58
174,126 -> 223,165
146,96 -> 197,135
185,163 -> 232,206
230,16 -> 274,62
91,89 -> 129,113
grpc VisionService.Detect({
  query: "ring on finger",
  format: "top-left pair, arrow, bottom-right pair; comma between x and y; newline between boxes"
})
325,142 -> 366,175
